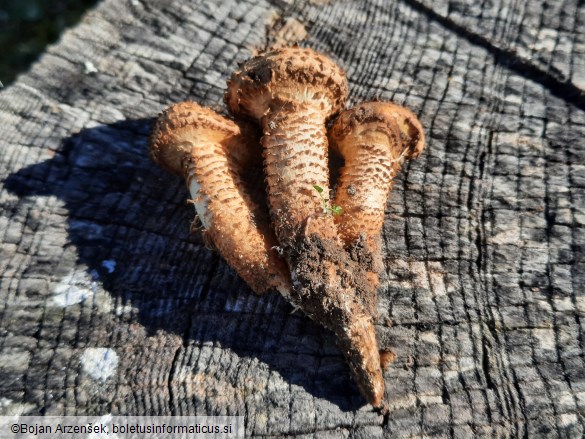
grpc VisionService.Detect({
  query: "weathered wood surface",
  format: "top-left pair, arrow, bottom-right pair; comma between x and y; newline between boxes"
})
1,0 -> 584,437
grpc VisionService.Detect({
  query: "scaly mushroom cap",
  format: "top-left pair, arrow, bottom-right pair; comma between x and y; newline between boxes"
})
225,46 -> 348,121
150,102 -> 261,177
329,101 -> 425,161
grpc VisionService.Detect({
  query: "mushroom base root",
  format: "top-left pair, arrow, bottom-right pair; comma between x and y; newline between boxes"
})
286,232 -> 384,408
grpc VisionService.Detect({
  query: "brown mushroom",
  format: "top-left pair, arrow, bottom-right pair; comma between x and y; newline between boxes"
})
149,101 -> 291,296
329,101 -> 425,281
225,47 -> 385,409
225,46 -> 348,246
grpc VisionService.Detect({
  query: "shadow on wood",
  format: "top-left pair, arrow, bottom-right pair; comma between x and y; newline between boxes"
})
4,118 -> 370,412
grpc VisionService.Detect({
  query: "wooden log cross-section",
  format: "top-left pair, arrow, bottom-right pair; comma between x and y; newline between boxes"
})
1,0 -> 584,437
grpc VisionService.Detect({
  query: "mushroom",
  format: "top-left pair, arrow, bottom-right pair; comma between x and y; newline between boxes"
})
225,46 -> 348,247
149,101 -> 291,296
329,101 -> 425,282
225,47 -> 386,409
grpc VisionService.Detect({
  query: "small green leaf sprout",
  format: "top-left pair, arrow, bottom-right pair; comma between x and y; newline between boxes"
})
313,185 -> 343,216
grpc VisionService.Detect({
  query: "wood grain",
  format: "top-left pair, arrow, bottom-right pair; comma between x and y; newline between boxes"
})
1,0 -> 584,436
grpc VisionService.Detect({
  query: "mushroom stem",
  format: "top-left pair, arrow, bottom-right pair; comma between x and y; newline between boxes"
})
226,47 -> 386,408
334,133 -> 402,274
262,105 -> 335,245
150,102 -> 291,296
330,101 -> 425,285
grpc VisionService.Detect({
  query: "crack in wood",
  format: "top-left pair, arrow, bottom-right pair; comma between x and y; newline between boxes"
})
400,0 -> 585,112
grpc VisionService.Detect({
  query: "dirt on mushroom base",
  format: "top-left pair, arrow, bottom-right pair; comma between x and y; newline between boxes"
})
346,234 -> 380,316
286,231 -> 385,407
289,233 -> 374,318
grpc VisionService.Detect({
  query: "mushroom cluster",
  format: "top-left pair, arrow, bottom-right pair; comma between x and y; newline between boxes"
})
149,46 -> 425,411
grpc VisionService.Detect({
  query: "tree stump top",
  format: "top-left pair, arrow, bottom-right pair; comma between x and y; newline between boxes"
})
1,0 -> 584,437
